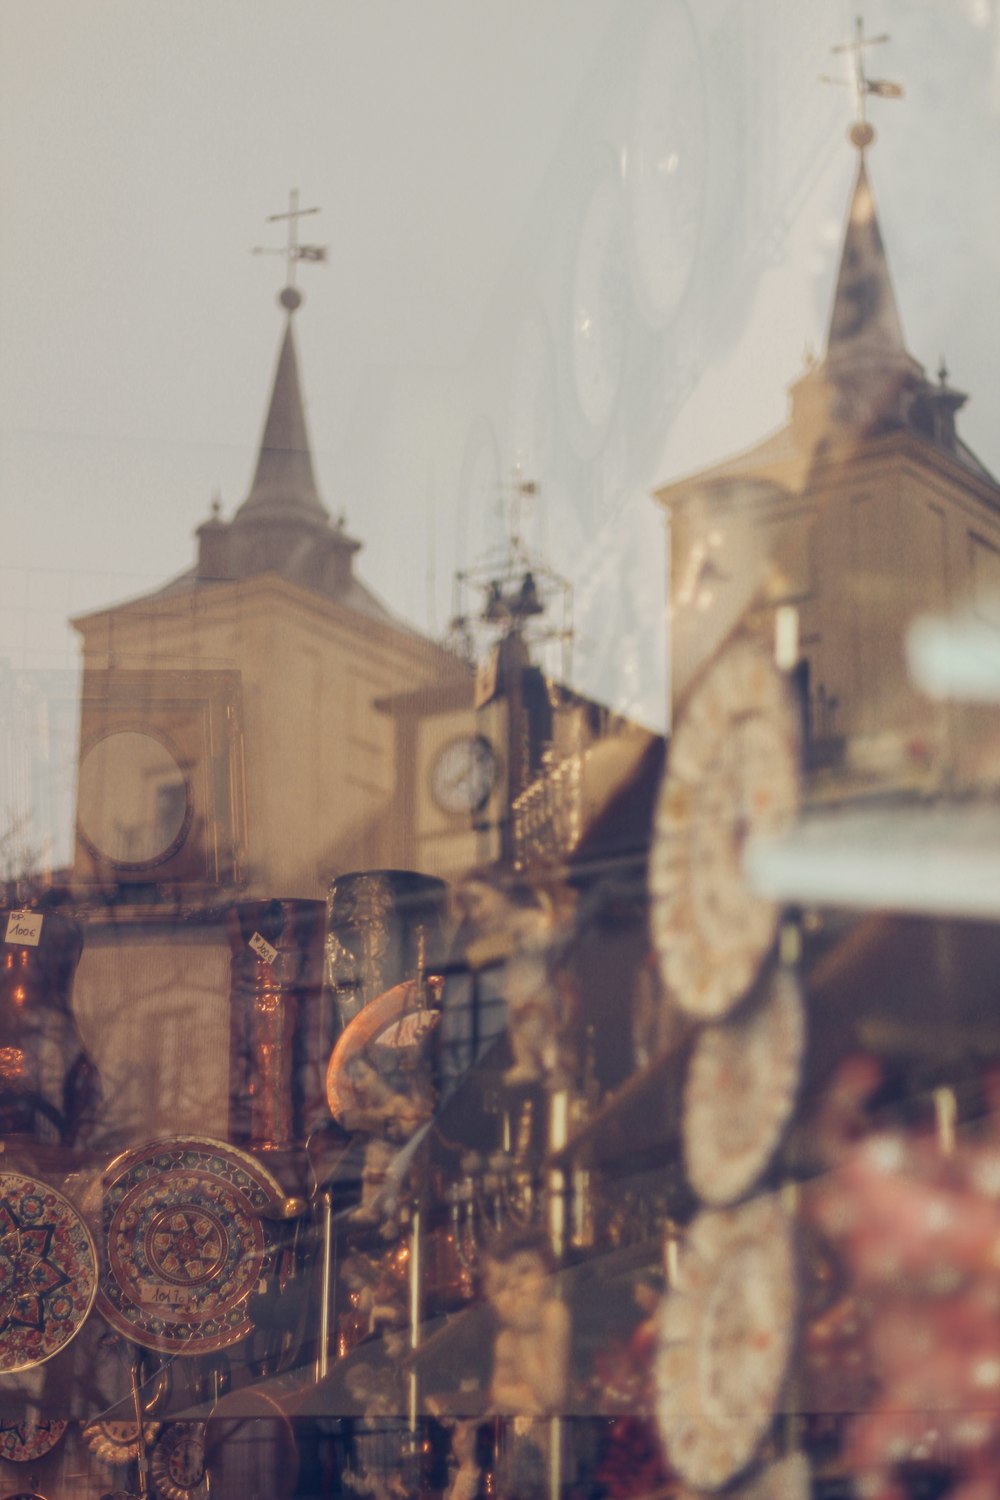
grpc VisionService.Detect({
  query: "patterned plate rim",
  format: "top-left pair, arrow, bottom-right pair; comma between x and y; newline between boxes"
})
0,1171 -> 98,1374
96,1137 -> 282,1355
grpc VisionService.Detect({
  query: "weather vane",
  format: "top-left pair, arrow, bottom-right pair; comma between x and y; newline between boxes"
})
252,188 -> 327,304
822,15 -> 903,149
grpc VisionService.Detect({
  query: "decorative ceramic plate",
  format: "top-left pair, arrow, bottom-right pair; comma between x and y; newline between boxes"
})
683,967 -> 806,1206
656,1194 -> 798,1491
650,635 -> 799,1022
82,1418 -> 159,1466
150,1423 -> 208,1500
97,1138 -> 286,1355
0,1417 -> 68,1464
326,980 -> 439,1124
0,1172 -> 98,1372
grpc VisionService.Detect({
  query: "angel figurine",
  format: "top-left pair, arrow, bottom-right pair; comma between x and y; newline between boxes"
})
484,1230 -> 569,1417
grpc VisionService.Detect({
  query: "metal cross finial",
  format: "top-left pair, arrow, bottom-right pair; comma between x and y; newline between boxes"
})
252,188 -> 327,293
822,15 -> 903,148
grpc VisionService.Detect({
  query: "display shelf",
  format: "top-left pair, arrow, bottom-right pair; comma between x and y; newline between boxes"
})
547,1038 -> 688,1174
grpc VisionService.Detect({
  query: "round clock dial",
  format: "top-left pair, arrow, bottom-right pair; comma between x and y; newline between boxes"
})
77,729 -> 191,870
151,1423 -> 207,1500
431,734 -> 498,815
656,1194 -> 798,1491
628,2 -> 707,325
83,1418 -> 158,1466
683,965 -> 805,1206
650,635 -> 799,1021
571,167 -> 631,434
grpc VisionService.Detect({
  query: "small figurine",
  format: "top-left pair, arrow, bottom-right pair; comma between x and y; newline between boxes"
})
351,1137 -> 401,1229
342,1053 -> 433,1141
450,874 -> 566,1089
484,1229 -> 569,1417
343,1361 -> 409,1500
445,1419 -> 481,1500
503,939 -> 563,1088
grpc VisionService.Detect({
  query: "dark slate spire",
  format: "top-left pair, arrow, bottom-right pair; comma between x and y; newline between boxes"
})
786,143 -> 991,480
235,287 -> 329,527
825,156 -> 912,369
791,142 -> 923,440
182,287 -> 402,620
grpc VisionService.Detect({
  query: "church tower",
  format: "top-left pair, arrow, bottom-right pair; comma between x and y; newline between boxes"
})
657,88 -> 1000,798
71,273 -> 463,900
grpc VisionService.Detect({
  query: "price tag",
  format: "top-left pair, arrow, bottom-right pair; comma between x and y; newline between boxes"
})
5,911 -> 43,947
248,931 -> 278,966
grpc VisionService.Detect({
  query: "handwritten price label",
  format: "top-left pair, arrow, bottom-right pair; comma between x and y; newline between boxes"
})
5,911 -> 43,947
248,931 -> 278,966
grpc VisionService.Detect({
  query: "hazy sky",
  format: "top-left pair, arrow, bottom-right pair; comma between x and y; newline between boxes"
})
2,0 -> 999,739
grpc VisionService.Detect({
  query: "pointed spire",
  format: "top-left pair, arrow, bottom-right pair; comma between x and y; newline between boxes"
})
825,156 -> 911,367
789,146 -> 924,441
235,289 -> 329,526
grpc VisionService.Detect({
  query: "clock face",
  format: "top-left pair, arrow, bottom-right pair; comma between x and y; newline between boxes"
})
656,1195 -> 798,1491
82,1418 -> 159,1465
430,734 -> 498,815
649,635 -> 799,1021
683,965 -> 805,1206
571,166 -> 631,435
151,1423 -> 207,1500
77,728 -> 192,869
628,2 -> 707,325
73,669 -> 246,889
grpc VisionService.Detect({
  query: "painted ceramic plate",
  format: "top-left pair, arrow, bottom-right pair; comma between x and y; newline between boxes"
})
82,1418 -> 159,1466
0,1417 -> 68,1464
0,1172 -> 98,1372
151,1423 -> 208,1500
650,636 -> 799,1021
683,967 -> 806,1207
656,1194 -> 798,1491
97,1138 -> 286,1355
